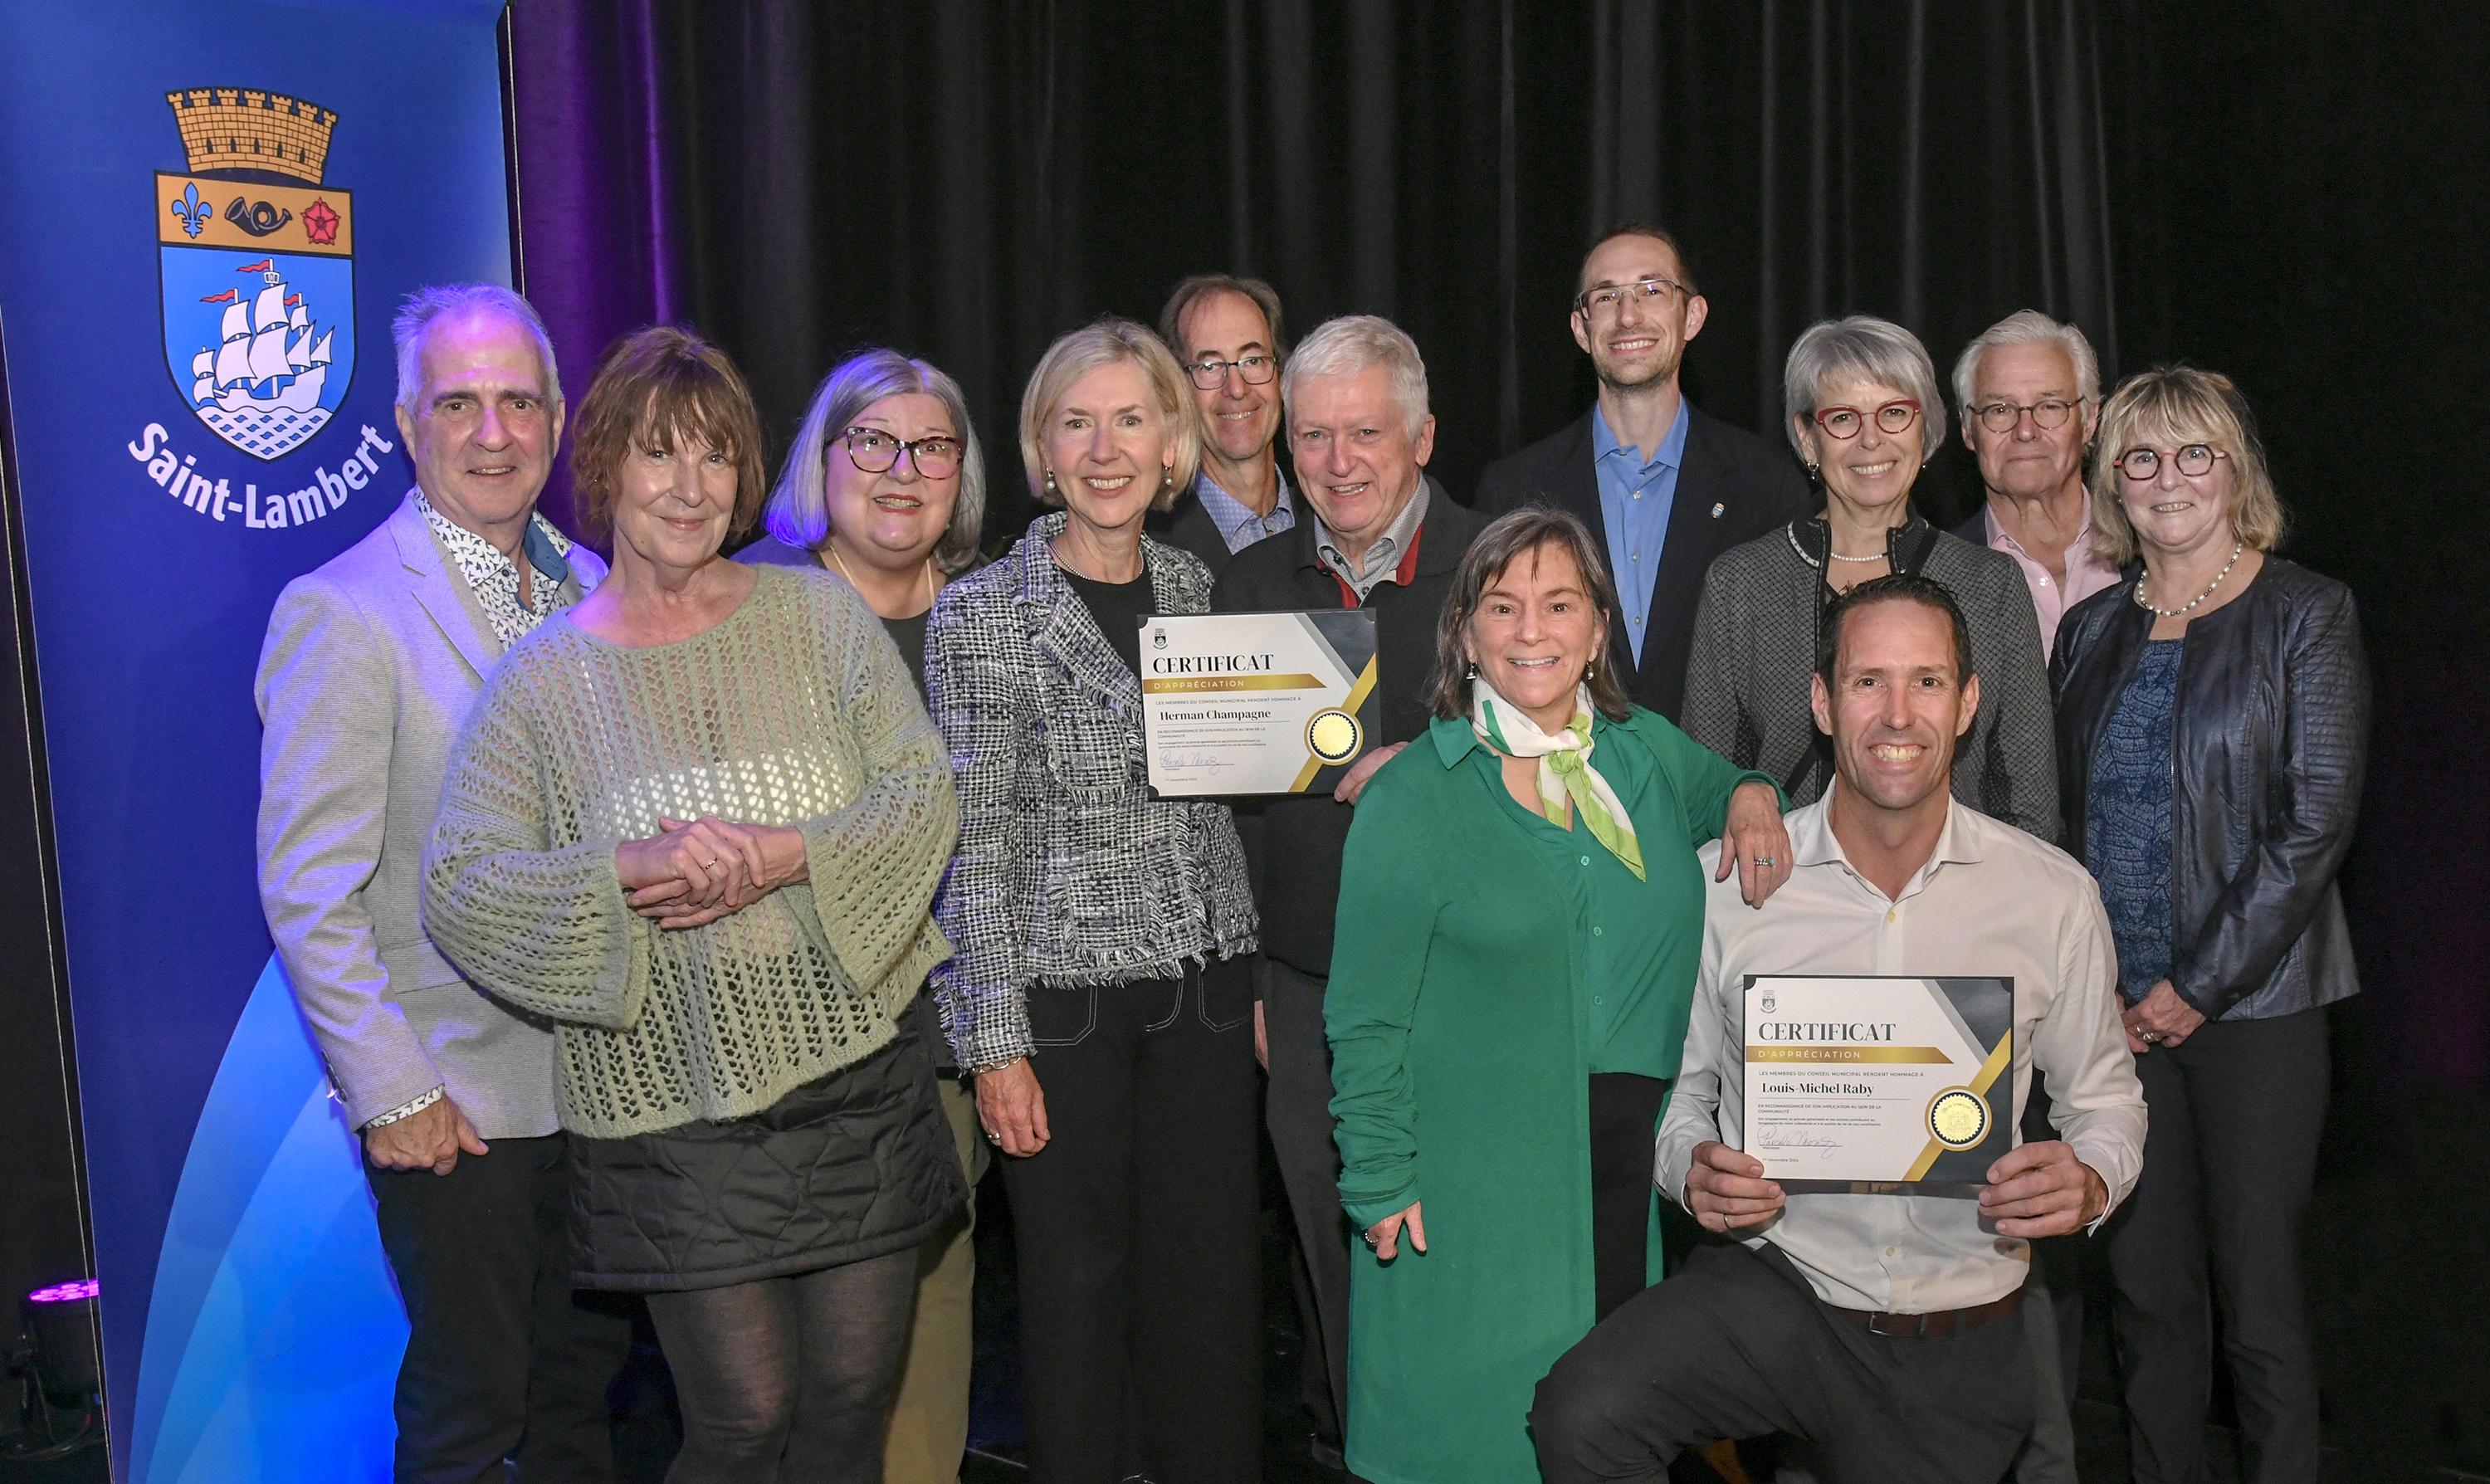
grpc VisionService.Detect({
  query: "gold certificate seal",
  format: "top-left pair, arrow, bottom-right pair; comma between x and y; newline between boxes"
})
1305,708 -> 1363,765
1926,1088 -> 1990,1150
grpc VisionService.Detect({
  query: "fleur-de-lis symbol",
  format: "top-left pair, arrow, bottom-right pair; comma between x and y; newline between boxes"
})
170,183 -> 209,239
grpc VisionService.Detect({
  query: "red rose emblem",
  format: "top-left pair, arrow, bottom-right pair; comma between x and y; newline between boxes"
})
303,198 -> 340,246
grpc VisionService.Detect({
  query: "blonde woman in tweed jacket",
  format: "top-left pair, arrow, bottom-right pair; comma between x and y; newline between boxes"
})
422,329 -> 964,1484
925,319 -> 1262,1484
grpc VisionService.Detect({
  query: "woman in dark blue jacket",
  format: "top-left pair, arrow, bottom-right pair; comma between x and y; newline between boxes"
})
2053,365 -> 2369,1484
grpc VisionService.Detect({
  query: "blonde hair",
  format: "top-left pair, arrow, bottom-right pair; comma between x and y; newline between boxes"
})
1018,319 -> 1201,511
2088,365 -> 2284,564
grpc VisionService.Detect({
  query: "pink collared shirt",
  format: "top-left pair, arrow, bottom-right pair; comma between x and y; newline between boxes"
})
1979,503 -> 2122,659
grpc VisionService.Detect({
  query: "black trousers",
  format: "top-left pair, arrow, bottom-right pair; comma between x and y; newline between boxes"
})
1586,1072 -> 1669,1321
369,1132 -> 635,1484
2108,1008 -> 2329,1484
1003,959 -> 1262,1484
1531,1241 -> 2035,1484
1261,960 -> 1352,1450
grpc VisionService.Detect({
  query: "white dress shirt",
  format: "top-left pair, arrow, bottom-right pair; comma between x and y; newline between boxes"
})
1658,791 -> 2146,1314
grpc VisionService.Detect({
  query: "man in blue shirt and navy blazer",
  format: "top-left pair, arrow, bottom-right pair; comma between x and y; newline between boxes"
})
1476,224 -> 1810,721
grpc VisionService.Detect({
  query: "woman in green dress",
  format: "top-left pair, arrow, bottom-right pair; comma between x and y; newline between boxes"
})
1326,506 -> 1789,1484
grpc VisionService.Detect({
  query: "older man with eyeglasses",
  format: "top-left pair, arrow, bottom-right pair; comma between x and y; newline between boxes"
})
1952,311 -> 2122,661
1477,223 -> 1811,722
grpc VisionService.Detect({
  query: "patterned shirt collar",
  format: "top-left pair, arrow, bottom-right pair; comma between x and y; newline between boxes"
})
1194,464 -> 1297,553
415,489 -> 574,649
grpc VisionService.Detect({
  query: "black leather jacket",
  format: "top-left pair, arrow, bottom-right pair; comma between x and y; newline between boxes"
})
2052,558 -> 2369,1022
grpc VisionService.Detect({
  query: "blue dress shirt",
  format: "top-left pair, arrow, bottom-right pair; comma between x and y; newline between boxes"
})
1194,466 -> 1296,553
1592,401 -> 1689,665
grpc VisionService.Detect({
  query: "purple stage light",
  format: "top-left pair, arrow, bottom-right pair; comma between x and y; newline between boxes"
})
26,1281 -> 96,1306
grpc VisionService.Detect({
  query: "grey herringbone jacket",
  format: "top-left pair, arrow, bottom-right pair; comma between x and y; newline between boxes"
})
1681,514 -> 2062,843
925,513 -> 1257,1069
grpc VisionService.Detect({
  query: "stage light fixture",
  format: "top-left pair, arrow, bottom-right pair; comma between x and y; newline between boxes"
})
24,1280 -> 100,1402
3,1277 -> 103,1462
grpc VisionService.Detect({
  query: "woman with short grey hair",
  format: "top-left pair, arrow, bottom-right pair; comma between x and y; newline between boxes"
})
1681,315 -> 2060,841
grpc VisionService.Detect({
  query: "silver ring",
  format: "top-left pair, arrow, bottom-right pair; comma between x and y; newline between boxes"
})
1754,857 -> 1775,867
703,858 -> 719,870
2141,1030 -> 2161,1044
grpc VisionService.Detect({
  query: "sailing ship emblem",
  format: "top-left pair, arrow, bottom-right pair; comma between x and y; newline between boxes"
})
156,88 -> 354,461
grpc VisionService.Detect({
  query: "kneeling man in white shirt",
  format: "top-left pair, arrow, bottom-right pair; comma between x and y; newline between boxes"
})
1531,572 -> 2146,1484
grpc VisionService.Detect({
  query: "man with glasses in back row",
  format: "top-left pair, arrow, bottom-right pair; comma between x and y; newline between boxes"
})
1477,223 -> 1811,722
1153,274 -> 1298,578
1952,310 -> 2121,661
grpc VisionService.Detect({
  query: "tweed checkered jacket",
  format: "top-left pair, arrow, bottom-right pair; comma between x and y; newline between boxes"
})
925,512 -> 1258,1069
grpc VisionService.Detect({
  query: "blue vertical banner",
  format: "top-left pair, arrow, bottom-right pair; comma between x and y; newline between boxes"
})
0,3 -> 515,1477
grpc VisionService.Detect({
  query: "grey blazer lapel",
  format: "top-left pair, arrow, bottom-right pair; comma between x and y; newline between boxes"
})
387,492 -> 499,682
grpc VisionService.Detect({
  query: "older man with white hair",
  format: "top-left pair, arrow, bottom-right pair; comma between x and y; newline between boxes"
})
1952,310 -> 2121,660
1208,314 -> 1487,1469
255,284 -> 627,1482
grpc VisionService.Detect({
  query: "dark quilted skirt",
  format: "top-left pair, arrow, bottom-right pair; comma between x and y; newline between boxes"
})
566,1014 -> 968,1291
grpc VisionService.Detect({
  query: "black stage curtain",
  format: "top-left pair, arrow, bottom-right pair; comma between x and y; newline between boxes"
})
513,0 -> 2135,526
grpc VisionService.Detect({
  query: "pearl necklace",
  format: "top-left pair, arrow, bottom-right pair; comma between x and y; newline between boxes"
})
2133,540 -> 2243,618
1826,548 -> 1888,563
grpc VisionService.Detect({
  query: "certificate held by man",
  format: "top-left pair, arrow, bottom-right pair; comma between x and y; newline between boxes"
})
1140,609 -> 1379,796
1742,975 -> 2013,1197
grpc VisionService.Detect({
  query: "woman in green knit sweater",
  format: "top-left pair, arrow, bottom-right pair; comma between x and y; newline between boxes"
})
1324,508 -> 1789,1484
422,328 -> 963,1484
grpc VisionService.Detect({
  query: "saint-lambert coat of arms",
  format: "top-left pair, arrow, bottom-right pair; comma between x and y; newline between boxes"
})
156,89 -> 354,462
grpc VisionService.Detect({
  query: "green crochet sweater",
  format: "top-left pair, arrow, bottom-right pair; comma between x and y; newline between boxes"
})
422,564 -> 958,1139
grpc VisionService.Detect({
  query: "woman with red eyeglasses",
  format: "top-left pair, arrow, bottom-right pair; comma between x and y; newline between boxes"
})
2053,365 -> 2366,1484
1680,315 -> 2059,843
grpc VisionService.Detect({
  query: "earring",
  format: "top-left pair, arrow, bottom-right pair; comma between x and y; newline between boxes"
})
1465,661 -> 1478,680
1584,661 -> 1596,681
1162,465 -> 1175,492
1804,461 -> 1821,483
1044,469 -> 1059,496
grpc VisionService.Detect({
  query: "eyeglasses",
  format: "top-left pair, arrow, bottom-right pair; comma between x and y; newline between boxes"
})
1813,399 -> 1921,440
2112,444 -> 2225,481
835,427 -> 964,477
1971,397 -> 2084,433
1186,354 -> 1277,391
1575,277 -> 1688,318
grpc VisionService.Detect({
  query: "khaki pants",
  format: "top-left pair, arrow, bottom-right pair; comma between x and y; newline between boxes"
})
883,1074 -> 989,1484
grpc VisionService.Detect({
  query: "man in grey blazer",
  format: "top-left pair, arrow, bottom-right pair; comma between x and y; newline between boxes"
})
256,284 -> 627,1482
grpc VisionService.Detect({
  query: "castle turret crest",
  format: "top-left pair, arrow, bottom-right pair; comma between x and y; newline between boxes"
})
156,89 -> 354,461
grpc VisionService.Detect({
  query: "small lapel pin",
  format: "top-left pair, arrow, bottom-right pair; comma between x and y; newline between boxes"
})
1710,502 -> 1725,518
